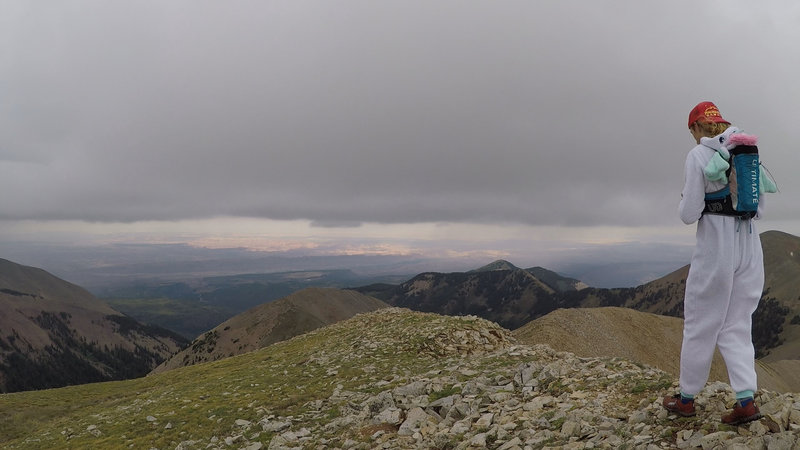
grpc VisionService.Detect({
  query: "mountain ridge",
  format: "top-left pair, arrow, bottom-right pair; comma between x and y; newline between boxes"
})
351,263 -> 588,330
353,230 -> 800,364
151,287 -> 389,373
0,258 -> 188,393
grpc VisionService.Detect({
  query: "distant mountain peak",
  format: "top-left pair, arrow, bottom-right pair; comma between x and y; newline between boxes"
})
470,260 -> 520,272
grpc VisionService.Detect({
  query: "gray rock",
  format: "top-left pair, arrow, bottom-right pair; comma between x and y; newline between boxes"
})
497,436 -> 522,450
446,401 -> 473,420
393,381 -> 427,398
628,410 -> 648,424
451,418 -> 471,435
474,412 -> 494,428
364,391 -> 395,415
764,432 -> 796,450
372,407 -> 403,425
260,419 -> 291,433
429,394 -> 458,417
560,420 -> 581,438
523,395 -> 555,411
790,409 -> 800,426
514,363 -> 540,388
469,432 -> 487,447
398,407 -> 431,436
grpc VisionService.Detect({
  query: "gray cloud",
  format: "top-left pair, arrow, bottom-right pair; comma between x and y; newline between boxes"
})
2,1 -> 800,229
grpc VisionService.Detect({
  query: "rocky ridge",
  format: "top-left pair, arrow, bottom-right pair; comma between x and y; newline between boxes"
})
5,308 -> 800,449
260,317 -> 800,449
187,309 -> 800,449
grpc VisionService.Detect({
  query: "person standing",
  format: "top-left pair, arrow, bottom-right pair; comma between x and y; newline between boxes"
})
662,101 -> 764,425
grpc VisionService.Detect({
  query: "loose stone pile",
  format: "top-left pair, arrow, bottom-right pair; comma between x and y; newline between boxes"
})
260,343 -> 800,449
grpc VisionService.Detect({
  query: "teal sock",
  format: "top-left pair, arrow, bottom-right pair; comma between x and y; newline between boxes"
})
736,390 -> 754,400
679,391 -> 694,404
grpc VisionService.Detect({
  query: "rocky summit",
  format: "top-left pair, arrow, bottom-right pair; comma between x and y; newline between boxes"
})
260,309 -> 800,450
2,308 -> 799,449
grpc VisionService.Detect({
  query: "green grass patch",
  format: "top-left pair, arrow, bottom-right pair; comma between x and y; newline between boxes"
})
550,416 -> 566,430
429,385 -> 462,402
630,375 -> 673,394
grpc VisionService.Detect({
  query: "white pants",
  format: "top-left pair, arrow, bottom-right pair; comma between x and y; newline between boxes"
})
680,215 -> 764,396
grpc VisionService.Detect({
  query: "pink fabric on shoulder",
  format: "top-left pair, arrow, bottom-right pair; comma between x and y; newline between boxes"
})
728,133 -> 758,146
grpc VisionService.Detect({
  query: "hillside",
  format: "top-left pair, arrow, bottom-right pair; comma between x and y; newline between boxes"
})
356,231 -> 800,361
101,269 -> 408,338
1,308 -> 798,449
0,258 -> 188,393
352,263 -> 585,330
605,230 -> 800,362
513,307 -> 725,383
526,266 -> 589,292
514,307 -> 800,393
758,230 -> 800,362
151,287 -> 388,373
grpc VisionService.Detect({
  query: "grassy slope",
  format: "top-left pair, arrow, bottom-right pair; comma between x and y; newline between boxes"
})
1,330 -> 339,448
512,306 -> 800,393
513,306 -> 729,384
151,288 -> 389,373
5,308 -> 797,449
0,309 -> 508,448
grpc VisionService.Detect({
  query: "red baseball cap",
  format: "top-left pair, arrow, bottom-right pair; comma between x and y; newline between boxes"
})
688,101 -> 730,128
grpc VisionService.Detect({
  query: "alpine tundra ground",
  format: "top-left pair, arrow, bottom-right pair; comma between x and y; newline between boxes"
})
1,308 -> 798,449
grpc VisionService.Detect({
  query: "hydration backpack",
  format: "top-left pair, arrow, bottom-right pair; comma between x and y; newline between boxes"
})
702,132 -> 776,218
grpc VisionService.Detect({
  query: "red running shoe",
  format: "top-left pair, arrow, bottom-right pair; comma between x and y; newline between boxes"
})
662,393 -> 696,417
721,399 -> 762,425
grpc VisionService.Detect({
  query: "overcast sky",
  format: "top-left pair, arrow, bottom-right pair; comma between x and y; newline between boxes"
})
2,1 -> 800,274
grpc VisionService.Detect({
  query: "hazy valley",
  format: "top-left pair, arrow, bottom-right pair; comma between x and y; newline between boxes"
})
101,269 -> 406,339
